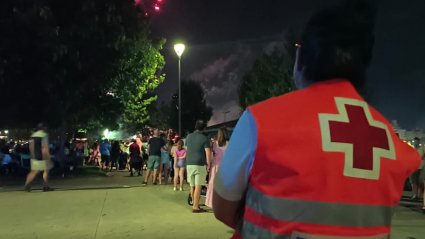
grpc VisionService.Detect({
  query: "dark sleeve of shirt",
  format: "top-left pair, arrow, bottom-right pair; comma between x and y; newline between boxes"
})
185,135 -> 189,147
160,139 -> 165,148
203,136 -> 210,149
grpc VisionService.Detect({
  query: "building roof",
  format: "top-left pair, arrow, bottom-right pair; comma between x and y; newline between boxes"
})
206,119 -> 239,130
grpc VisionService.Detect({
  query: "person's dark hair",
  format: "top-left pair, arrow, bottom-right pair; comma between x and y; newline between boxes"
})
160,133 -> 167,142
142,135 -> 148,143
37,122 -> 47,131
298,0 -> 376,89
217,127 -> 230,147
112,141 -> 120,151
413,137 -> 420,142
195,120 -> 207,131
177,140 -> 184,150
1,147 -> 9,154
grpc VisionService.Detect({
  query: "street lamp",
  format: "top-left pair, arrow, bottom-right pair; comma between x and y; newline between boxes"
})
174,43 -> 185,137
4,130 -> 8,134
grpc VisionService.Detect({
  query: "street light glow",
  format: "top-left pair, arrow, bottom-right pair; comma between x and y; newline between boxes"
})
174,44 -> 185,57
5,130 -> 8,134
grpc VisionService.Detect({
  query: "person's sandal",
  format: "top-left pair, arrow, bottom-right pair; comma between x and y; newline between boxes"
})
192,208 -> 207,213
24,184 -> 31,192
142,182 -> 147,185
43,187 -> 54,192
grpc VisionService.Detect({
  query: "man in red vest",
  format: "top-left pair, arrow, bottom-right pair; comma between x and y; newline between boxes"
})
213,1 -> 421,238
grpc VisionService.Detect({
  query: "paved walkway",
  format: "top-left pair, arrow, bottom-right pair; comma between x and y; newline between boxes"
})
0,168 -> 145,192
0,173 -> 424,238
0,184 -> 232,239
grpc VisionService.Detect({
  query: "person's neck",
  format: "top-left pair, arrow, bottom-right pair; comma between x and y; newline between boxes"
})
300,78 -> 348,90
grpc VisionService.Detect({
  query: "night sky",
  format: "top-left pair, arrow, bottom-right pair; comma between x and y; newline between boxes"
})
150,0 -> 425,128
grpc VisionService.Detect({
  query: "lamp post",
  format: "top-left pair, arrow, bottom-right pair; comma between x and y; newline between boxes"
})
174,43 -> 185,137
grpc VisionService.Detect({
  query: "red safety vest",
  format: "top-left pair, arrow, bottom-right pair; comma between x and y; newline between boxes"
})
239,80 -> 420,238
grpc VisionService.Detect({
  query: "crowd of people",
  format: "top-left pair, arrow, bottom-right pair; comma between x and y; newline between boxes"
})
1,120 -> 231,210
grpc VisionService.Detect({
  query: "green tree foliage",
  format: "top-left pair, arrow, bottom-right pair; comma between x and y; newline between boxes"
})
169,80 -> 213,136
238,32 -> 298,110
0,0 -> 165,132
148,101 -> 171,131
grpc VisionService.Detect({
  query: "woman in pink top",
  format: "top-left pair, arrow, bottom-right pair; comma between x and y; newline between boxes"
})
173,140 -> 187,191
205,127 -> 229,208
88,142 -> 100,166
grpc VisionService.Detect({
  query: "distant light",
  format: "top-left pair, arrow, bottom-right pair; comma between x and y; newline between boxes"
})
174,44 -> 185,57
154,4 -> 160,11
145,12 -> 149,16
4,130 -> 8,134
295,44 -> 301,48
158,0 -> 162,2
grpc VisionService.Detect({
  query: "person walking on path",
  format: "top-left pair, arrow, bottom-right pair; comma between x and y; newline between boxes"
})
129,137 -> 143,176
143,129 -> 165,185
213,1 -> 421,238
89,142 -> 99,166
173,139 -> 187,191
410,137 -> 424,200
83,141 -> 89,166
110,141 -> 121,171
412,138 -> 425,212
100,139 -> 111,171
24,123 -> 54,192
159,134 -> 170,185
186,120 -> 211,213
205,127 -> 229,208
123,140 -> 131,170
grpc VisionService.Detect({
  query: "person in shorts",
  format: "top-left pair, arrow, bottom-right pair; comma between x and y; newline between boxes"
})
24,123 -> 54,192
100,139 -> 111,171
186,120 -> 211,213
129,137 -> 143,176
173,139 -> 187,191
410,137 -> 424,200
143,129 -> 165,185
159,134 -> 170,185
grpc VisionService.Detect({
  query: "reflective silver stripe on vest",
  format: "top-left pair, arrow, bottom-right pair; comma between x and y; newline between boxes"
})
292,231 -> 389,239
242,221 -> 389,239
246,186 -> 394,227
242,220 -> 291,239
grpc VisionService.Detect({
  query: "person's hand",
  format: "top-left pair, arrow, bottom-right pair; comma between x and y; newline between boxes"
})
207,165 -> 210,172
